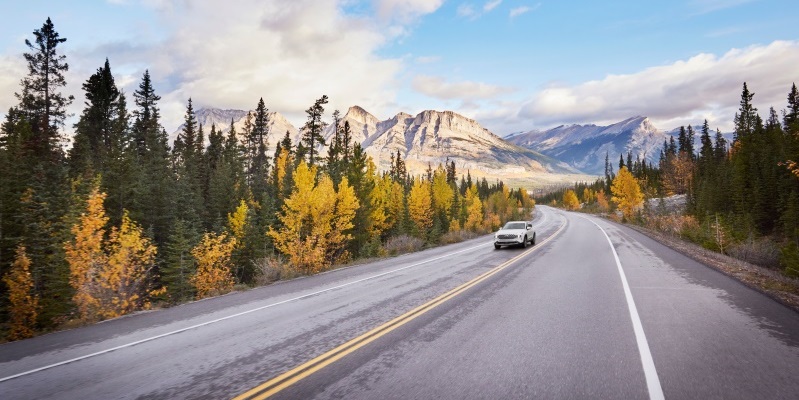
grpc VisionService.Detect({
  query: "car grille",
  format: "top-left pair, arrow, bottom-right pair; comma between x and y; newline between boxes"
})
497,234 -> 517,239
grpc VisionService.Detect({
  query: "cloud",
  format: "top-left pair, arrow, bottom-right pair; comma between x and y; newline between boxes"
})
76,0 -> 431,133
518,40 -> 799,130
412,75 -> 514,100
483,0 -> 502,12
509,3 -> 540,18
375,0 -> 444,22
0,55 -> 25,114
457,4 -> 477,19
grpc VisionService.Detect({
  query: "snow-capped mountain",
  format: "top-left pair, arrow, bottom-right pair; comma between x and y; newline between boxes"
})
506,116 -> 671,175
321,106 -> 578,177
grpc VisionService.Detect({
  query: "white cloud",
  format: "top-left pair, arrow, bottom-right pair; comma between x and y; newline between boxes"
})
86,0 -> 422,133
509,3 -> 540,18
483,0 -> 502,12
0,55 -> 25,114
414,55 -> 441,64
412,75 -> 514,100
519,40 -> 799,131
375,0 -> 444,22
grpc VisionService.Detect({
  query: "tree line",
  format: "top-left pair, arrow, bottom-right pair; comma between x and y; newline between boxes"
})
540,82 -> 799,277
0,18 -> 534,340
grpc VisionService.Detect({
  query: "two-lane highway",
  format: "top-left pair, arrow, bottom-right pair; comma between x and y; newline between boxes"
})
2,206 -> 798,399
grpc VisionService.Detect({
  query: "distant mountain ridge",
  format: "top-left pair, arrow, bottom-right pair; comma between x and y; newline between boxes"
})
506,116 -> 672,175
174,106 -> 579,179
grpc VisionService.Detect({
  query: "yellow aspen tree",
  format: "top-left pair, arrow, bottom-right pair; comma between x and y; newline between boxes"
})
562,189 -> 580,210
269,162 -> 358,274
65,188 -> 108,321
227,200 -> 249,241
596,189 -> 610,212
274,147 -> 292,195
431,167 -> 453,213
464,184 -> 483,232
408,179 -> 433,236
368,175 -> 393,239
328,177 -> 359,263
611,166 -> 645,219
191,232 -> 237,299
3,246 -> 39,340
100,212 -> 159,319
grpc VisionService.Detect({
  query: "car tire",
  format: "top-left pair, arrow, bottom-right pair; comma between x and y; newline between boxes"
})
531,233 -> 536,245
494,244 -> 501,250
521,236 -> 528,248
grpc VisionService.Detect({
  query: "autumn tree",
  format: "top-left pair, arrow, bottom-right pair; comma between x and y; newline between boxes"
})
611,166 -> 644,220
562,189 -> 580,210
65,188 -> 108,321
3,246 -> 39,340
464,184 -> 483,232
191,232 -> 237,299
269,162 -> 359,274
408,178 -> 433,238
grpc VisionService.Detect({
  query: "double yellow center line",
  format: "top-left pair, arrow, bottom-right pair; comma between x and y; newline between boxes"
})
234,219 -> 566,400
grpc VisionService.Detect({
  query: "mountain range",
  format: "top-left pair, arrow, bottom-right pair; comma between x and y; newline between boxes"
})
174,106 -> 720,183
174,106 -> 579,181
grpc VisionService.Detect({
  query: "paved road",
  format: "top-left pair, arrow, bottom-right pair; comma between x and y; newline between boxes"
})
1,206 -> 798,399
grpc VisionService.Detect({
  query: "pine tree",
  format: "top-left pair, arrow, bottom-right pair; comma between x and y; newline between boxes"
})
301,95 -> 328,166
16,17 -> 74,155
69,59 -> 120,177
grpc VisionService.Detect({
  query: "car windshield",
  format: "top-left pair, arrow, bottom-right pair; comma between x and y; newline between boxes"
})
503,222 -> 526,230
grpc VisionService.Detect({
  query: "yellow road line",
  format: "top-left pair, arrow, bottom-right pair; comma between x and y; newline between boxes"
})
234,218 -> 567,400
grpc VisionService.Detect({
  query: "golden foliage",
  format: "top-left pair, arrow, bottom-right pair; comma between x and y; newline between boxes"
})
582,188 -> 596,204
464,184 -> 483,232
611,167 -> 645,219
408,179 -> 433,236
596,189 -> 610,212
191,232 -> 237,299
431,167 -> 454,213
268,162 -> 359,274
227,200 -> 249,240
65,188 -> 108,321
3,246 -> 39,340
100,212 -> 159,319
662,153 -> 694,195
65,189 -> 160,321
562,189 -> 580,210
274,147 -> 292,194
369,174 -> 401,238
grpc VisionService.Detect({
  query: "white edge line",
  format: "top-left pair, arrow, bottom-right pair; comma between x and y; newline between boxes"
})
583,215 -> 665,400
2,213 -> 556,383
0,239 -> 487,382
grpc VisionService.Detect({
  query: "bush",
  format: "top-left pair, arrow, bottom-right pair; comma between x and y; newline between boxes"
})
728,234 -> 781,269
439,230 -> 479,245
253,255 -> 298,285
384,235 -> 425,255
780,242 -> 799,277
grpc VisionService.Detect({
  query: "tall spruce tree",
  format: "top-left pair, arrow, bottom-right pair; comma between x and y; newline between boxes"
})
301,95 -> 328,166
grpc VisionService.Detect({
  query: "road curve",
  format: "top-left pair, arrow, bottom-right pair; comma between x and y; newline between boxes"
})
1,206 -> 798,399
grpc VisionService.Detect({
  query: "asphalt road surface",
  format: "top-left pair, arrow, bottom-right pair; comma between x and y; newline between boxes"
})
2,206 -> 798,399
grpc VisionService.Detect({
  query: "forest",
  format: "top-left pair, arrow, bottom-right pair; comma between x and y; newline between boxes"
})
540,81 -> 799,279
0,19 -> 534,340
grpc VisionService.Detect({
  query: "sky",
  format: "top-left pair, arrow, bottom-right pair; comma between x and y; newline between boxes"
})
0,0 -> 797,136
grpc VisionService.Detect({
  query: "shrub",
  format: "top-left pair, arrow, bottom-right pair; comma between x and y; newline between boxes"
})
384,235 -> 425,255
781,242 -> 799,277
253,255 -> 298,285
440,230 -> 479,245
728,234 -> 781,269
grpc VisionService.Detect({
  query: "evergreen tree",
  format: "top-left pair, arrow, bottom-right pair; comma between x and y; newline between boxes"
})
301,95 -> 328,166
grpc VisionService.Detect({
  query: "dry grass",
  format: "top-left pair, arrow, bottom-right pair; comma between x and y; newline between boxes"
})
383,235 -> 425,255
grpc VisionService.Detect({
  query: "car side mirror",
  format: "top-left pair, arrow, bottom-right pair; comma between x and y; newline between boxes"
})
526,224 -> 532,229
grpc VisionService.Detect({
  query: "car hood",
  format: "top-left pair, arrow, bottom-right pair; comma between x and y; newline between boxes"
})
495,229 -> 527,236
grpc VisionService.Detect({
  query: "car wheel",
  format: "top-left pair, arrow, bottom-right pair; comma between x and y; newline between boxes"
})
494,244 -> 501,250
521,235 -> 528,248
532,233 -> 536,245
